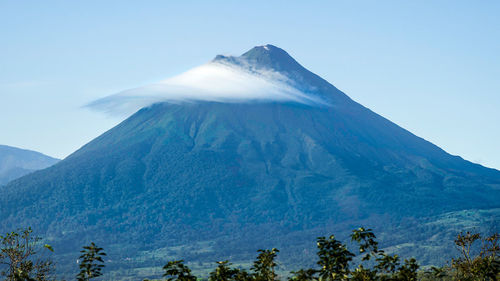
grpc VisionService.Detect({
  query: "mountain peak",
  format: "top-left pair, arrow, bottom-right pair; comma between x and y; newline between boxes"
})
210,44 -> 350,104
213,44 -> 302,73
89,44 -> 352,114
242,44 -> 288,57
241,44 -> 303,72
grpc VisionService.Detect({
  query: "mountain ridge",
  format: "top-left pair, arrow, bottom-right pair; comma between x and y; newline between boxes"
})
0,144 -> 59,185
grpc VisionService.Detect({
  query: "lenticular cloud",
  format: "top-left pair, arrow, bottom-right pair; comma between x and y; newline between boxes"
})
87,60 -> 321,116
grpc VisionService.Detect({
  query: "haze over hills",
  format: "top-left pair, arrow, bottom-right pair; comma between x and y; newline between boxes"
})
0,145 -> 59,185
1,45 -> 499,279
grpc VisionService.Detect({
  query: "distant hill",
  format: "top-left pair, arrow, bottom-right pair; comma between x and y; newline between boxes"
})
0,145 -> 59,185
1,45 -> 499,280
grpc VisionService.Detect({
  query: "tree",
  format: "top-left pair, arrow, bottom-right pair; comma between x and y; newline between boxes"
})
163,260 -> 197,281
395,258 -> 419,281
209,260 -> 243,281
452,231 -> 500,280
316,235 -> 354,281
420,266 -> 450,280
350,227 -> 420,281
234,267 -> 252,281
76,242 -> 106,281
252,248 -> 280,281
0,227 -> 54,281
349,265 -> 377,281
289,269 -> 317,281
350,228 -> 379,280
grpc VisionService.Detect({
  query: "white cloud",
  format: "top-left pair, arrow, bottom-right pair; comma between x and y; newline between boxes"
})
86,60 -> 324,116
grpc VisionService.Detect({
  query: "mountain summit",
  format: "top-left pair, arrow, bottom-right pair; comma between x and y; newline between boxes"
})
216,44 -> 305,73
89,44 -> 348,116
2,45 -> 499,279
213,44 -> 349,104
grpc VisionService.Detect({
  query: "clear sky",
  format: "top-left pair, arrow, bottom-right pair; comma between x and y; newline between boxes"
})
1,1 -> 499,169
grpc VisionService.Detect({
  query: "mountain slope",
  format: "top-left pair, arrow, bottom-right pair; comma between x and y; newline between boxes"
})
0,145 -> 59,185
1,45 -> 499,279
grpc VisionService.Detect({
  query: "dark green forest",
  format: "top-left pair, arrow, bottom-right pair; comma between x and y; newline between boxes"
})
1,227 -> 498,281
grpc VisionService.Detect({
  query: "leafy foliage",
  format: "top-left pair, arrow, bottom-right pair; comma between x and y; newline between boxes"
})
1,226 -> 499,280
252,248 -> 280,281
76,242 -> 106,281
209,260 -> 245,281
158,227 -> 495,281
316,235 -> 354,280
289,269 -> 318,281
451,232 -> 499,280
163,260 -> 197,281
351,228 -> 379,262
0,227 -> 54,281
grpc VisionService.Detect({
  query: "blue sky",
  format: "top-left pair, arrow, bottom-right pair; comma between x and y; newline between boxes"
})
1,1 -> 499,169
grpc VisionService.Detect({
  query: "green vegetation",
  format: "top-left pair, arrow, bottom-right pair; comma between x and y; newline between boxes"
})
1,227 -> 498,280
162,260 -> 197,281
76,243 -> 106,281
252,249 -> 279,281
0,228 -> 54,280
2,101 -> 500,279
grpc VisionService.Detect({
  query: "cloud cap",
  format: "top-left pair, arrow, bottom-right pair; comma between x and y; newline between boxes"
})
87,45 -> 331,116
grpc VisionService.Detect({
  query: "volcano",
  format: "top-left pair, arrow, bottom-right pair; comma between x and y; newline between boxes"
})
1,45 -> 499,279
